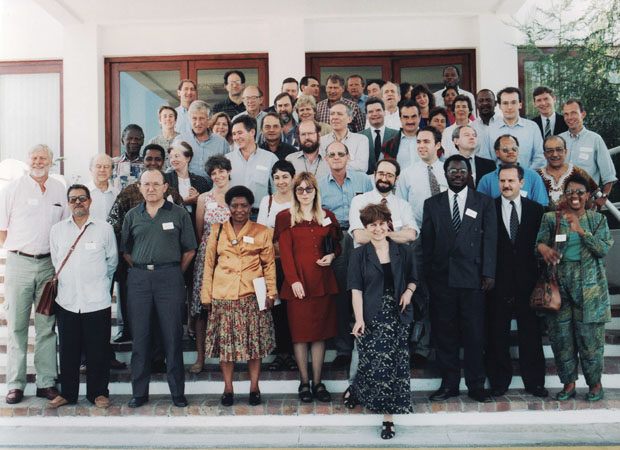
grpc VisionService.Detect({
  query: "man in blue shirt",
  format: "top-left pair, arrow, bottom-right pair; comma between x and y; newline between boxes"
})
477,134 -> 549,206
346,75 -> 368,117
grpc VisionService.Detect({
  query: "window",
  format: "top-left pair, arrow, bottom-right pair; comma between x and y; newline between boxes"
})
105,54 -> 268,157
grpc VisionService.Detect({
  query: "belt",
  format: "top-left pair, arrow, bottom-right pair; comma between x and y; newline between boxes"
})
10,250 -> 51,259
132,262 -> 180,271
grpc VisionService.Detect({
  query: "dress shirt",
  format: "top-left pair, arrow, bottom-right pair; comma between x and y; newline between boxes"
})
481,117 -> 546,169
319,131 -> 369,173
86,180 -> 120,221
112,154 -> 144,191
369,125 -> 386,143
500,195 -> 522,239
256,196 -> 291,228
174,131 -> 230,179
227,147 -> 278,208
477,166 -> 549,206
559,127 -> 617,185
233,110 -> 268,141
174,105 -> 192,136
0,174 -> 68,254
285,151 -> 330,180
318,170 -> 373,228
434,87 -> 476,117
384,109 -> 401,131
282,121 -> 298,147
470,115 -> 499,157
447,187 -> 468,222
541,113 -> 556,137
395,133 -> 420,170
349,189 -> 418,247
212,97 -> 246,118
441,120 -> 474,158
396,160 -> 448,226
315,97 -> 366,133
50,217 -> 118,314
352,94 -> 368,116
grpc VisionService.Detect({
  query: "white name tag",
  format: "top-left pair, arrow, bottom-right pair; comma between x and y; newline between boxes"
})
392,220 -> 403,228
580,147 -> 593,153
556,234 -> 567,242
322,217 -> 332,227
256,165 -> 268,171
520,190 -> 528,197
579,153 -> 590,161
207,201 -> 218,209
243,236 -> 254,244
162,222 -> 174,230
27,198 -> 39,206
465,208 -> 478,219
85,242 -> 97,250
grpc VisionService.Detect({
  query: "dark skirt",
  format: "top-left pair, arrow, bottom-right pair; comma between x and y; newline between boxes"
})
351,288 -> 413,414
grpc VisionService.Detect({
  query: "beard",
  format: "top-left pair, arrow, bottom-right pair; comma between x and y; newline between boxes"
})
375,180 -> 393,193
30,168 -> 48,178
301,141 -> 319,154
279,112 -> 292,124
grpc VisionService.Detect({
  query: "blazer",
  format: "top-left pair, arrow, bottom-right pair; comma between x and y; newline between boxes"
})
360,126 -> 399,174
347,238 -> 417,325
473,156 -> 497,188
492,196 -> 543,300
164,171 -> 212,225
422,189 -> 497,289
533,114 -> 568,137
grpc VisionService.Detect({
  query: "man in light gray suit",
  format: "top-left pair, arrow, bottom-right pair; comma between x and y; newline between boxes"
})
359,97 -> 399,175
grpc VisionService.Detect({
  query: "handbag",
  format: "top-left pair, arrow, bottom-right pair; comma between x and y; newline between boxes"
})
530,211 -> 562,311
36,224 -> 90,316
322,234 -> 334,255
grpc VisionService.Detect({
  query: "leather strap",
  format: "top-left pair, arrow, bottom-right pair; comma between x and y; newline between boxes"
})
53,224 -> 90,282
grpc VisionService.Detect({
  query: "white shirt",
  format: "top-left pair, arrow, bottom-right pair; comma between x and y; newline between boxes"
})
501,194 -> 522,240
447,187 -> 468,222
257,195 -> 291,229
384,109 -> 401,130
50,216 -> 118,314
369,125 -> 386,142
541,112 -> 556,136
86,180 -> 119,221
395,133 -> 419,170
0,174 -> 68,254
226,148 -> 278,208
396,160 -> 448,226
320,131 -> 369,173
349,189 -> 419,247
470,115 -> 499,157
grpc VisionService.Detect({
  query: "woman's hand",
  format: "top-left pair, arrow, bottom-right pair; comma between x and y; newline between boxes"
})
399,286 -> 415,312
291,281 -> 305,299
538,243 -> 562,265
316,253 -> 336,266
565,212 -> 585,235
184,187 -> 200,205
352,320 -> 365,338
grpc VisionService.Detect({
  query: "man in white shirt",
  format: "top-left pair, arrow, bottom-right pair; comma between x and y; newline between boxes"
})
433,66 -> 476,114
0,144 -> 69,405
174,79 -> 197,136
381,82 -> 402,130
87,154 -> 120,221
320,102 -> 369,173
47,184 -> 118,409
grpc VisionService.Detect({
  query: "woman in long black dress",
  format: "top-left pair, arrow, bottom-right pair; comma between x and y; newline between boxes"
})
346,202 -> 417,439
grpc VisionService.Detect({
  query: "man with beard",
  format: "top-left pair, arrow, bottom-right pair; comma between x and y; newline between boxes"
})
433,66 -> 476,114
471,89 -> 499,158
113,124 -> 145,191
174,79 -> 198,136
274,93 -> 298,147
286,120 -> 330,179
316,74 -> 365,133
212,70 -> 246,118
320,101 -> 369,173
1,144 -> 69,405
259,112 -> 297,160
422,155 -> 496,403
318,141 -> 372,368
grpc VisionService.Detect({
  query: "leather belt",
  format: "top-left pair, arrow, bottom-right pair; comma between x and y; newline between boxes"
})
10,250 -> 51,259
132,262 -> 180,271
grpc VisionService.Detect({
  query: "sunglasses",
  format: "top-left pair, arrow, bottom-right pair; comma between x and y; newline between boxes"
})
295,186 -> 315,194
499,146 -> 518,153
565,188 -> 587,196
68,195 -> 89,204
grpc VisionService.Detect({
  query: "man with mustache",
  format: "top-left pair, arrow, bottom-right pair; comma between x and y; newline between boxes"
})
259,112 -> 297,160
286,120 -> 330,179
274,93 -> 298,147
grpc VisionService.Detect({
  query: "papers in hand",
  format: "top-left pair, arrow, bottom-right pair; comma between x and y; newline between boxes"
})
253,277 -> 267,310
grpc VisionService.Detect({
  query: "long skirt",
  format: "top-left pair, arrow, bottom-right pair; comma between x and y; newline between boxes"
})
351,288 -> 413,414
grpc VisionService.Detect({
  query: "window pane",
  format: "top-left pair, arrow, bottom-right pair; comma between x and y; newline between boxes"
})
196,68 -> 259,107
399,64 -> 461,93
120,70 -> 180,144
0,73 -> 60,170
319,66 -> 382,100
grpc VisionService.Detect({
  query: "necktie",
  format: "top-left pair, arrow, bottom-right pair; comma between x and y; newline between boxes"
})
452,193 -> 461,233
469,157 -> 476,182
428,165 -> 440,196
374,129 -> 382,161
544,118 -> 551,138
380,198 -> 394,231
510,200 -> 519,245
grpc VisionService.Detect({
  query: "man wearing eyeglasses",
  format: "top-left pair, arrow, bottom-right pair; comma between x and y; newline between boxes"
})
47,184 -> 118,409
233,86 -> 267,137
121,168 -> 196,409
477,134 -> 549,206
212,70 -> 246,119
286,120 -> 330,178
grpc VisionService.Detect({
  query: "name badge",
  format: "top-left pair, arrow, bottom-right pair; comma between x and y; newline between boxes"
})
392,220 -> 403,228
465,208 -> 478,219
162,222 -> 174,230
555,234 -> 567,242
85,242 -> 97,250
243,236 -> 254,244
579,153 -> 590,161
322,217 -> 332,227
207,201 -> 218,209
580,147 -> 593,153
256,165 -> 268,171
520,190 -> 528,197
27,198 -> 39,206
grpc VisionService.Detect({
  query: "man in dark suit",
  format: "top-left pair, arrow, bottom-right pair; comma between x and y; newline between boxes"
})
532,86 -> 568,139
359,97 -> 399,175
486,163 -> 548,398
422,154 -> 497,403
452,124 -> 496,188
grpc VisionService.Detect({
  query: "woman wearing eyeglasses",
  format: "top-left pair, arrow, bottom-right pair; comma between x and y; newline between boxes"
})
536,174 -> 613,402
274,172 -> 342,403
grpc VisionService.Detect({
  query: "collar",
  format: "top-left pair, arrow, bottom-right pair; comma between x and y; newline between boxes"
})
500,116 -> 525,128
119,154 -> 143,163
401,131 -> 417,140
87,180 -> 115,194
542,112 -> 556,121
569,126 -> 586,139
68,215 -> 96,231
140,200 -> 173,212
371,188 -> 393,201
26,173 -> 51,188
331,129 -> 350,141
327,169 -> 352,183
448,186 -> 468,201
370,125 -> 386,134
501,194 -> 521,209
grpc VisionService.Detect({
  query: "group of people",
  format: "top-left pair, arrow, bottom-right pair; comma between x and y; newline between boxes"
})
0,66 -> 616,440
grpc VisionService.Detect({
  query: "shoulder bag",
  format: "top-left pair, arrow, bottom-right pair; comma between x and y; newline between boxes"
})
530,211 -> 562,311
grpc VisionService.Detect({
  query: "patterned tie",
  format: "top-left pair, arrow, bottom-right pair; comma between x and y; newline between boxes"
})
452,193 -> 461,233
428,165 -> 441,196
380,198 -> 394,231
510,200 -> 519,245
374,130 -> 382,162
544,118 -> 551,138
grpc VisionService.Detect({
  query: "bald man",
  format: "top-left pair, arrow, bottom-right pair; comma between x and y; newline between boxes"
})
87,154 -> 120,221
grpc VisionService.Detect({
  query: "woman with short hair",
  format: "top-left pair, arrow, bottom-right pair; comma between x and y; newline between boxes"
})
295,94 -> 332,136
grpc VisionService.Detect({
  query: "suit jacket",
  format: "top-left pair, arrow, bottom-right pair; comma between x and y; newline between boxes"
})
467,156 -> 497,189
347,238 -> 417,325
492,196 -> 543,300
422,189 -> 497,289
533,114 -> 568,137
360,127 -> 399,174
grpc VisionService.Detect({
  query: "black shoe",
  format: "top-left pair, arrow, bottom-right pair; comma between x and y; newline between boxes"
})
249,391 -> 261,406
429,387 -> 459,401
221,392 -> 234,407
298,383 -> 313,403
151,360 -> 167,373
381,421 -> 395,440
113,331 -> 132,343
312,382 -> 332,403
128,396 -> 148,408
526,386 -> 549,398
172,395 -> 188,407
491,387 -> 507,397
332,355 -> 352,369
468,389 -> 493,403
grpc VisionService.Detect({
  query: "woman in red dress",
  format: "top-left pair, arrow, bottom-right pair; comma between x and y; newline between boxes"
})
274,172 -> 342,403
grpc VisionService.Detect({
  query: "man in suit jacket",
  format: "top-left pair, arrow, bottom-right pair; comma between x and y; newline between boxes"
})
532,86 -> 568,139
422,154 -> 497,403
486,163 -> 548,398
359,97 -> 399,175
452,124 -> 496,188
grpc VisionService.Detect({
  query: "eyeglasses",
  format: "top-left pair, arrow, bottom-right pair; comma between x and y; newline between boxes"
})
500,146 -> 518,153
300,132 -> 317,138
243,96 -> 261,101
376,171 -> 396,180
141,182 -> 165,188
327,151 -> 347,158
565,188 -> 587,196
68,195 -> 89,204
228,80 -> 243,86
447,168 -> 468,175
295,186 -> 315,194
543,147 -> 565,154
